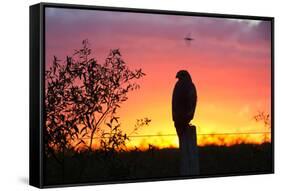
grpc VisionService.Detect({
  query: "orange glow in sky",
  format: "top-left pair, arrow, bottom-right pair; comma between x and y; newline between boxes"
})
45,8 -> 272,149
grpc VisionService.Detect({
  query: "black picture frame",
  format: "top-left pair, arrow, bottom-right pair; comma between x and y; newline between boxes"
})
30,2 -> 274,188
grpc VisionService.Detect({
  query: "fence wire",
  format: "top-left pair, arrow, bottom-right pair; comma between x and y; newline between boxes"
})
86,132 -> 271,139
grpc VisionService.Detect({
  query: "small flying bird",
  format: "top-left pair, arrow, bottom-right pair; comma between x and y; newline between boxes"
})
184,36 -> 194,41
184,33 -> 194,46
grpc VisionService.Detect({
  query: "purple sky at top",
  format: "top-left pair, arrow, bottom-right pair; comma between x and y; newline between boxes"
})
45,7 -> 271,69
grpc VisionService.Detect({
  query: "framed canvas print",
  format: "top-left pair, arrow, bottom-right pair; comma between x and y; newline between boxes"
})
29,2 -> 274,188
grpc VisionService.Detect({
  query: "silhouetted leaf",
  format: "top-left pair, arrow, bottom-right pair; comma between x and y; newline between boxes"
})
73,125 -> 79,133
80,126 -> 87,134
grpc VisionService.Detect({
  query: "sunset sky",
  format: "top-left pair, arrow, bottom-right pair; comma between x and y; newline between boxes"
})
45,8 -> 272,148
